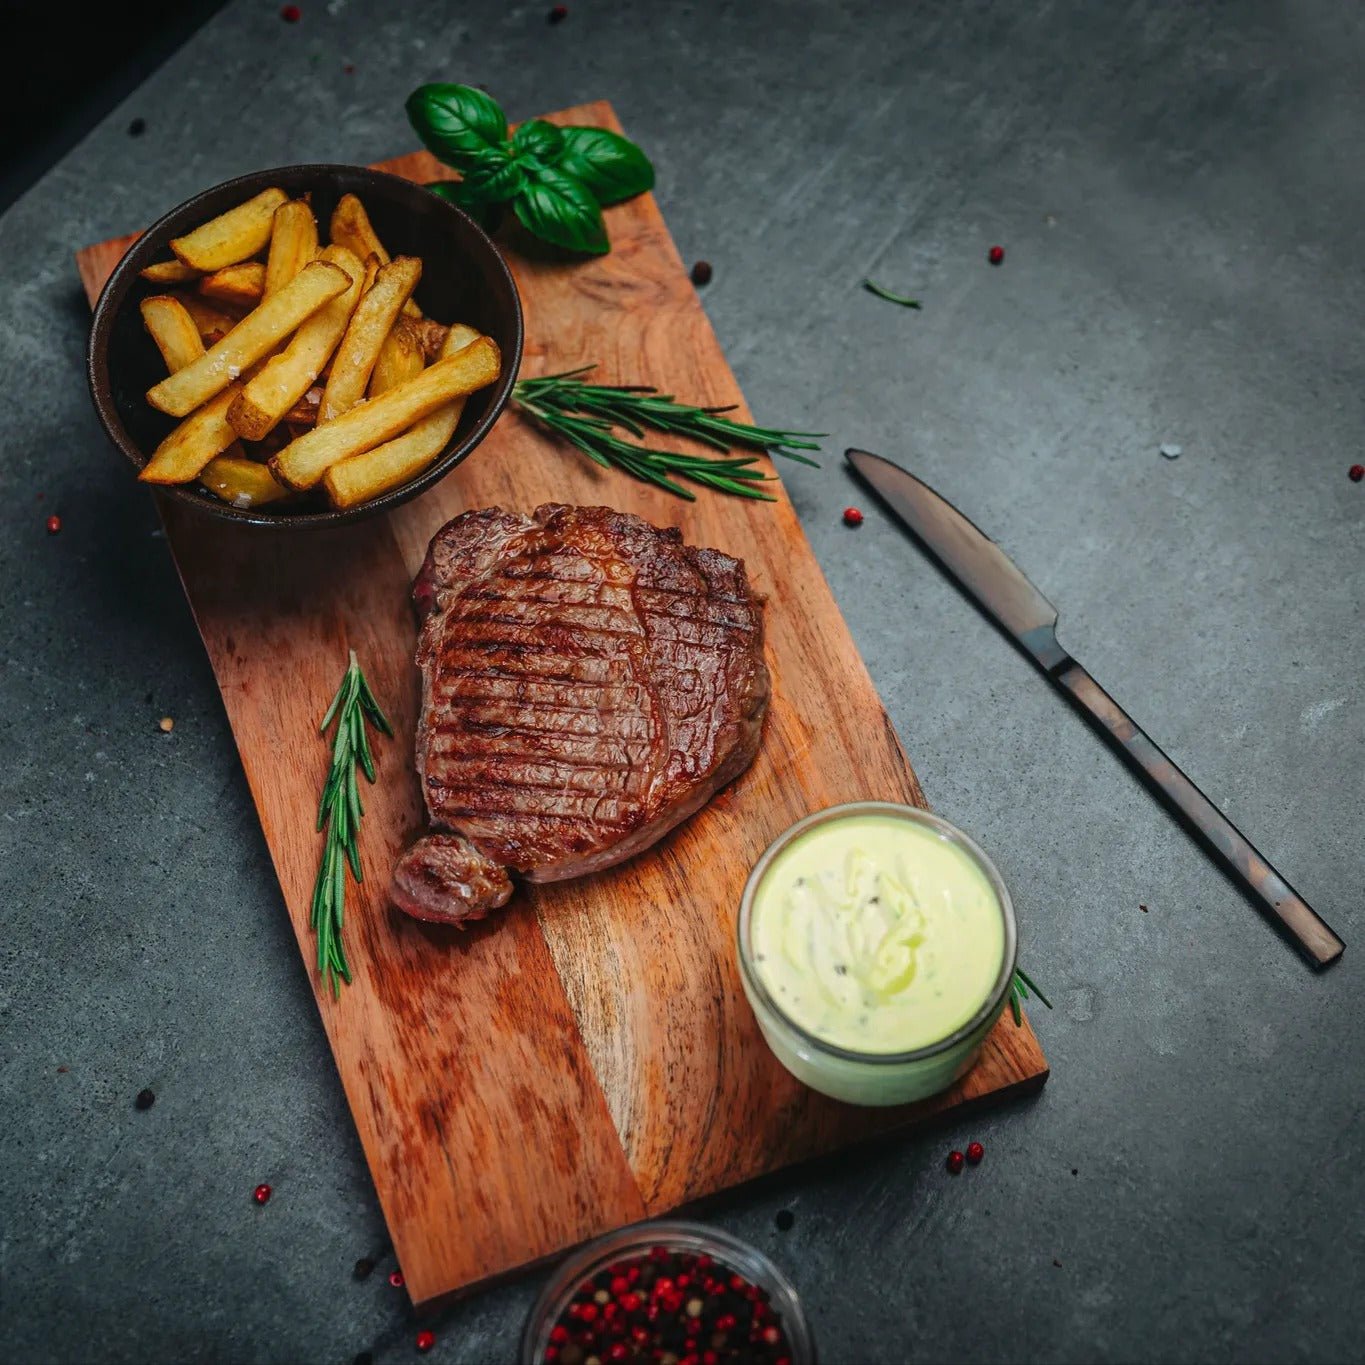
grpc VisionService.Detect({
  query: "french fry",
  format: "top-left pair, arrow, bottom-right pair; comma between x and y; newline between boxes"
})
198,261 -> 266,307
139,385 -> 244,484
330,193 -> 422,317
410,318 -> 451,362
140,295 -> 205,374
200,455 -> 292,508
140,259 -> 199,285
146,259 -> 350,417
361,252 -> 381,294
319,256 -> 422,421
272,335 -> 501,490
172,292 -> 242,344
324,325 -> 481,509
264,199 -> 318,296
368,319 -> 425,398
142,300 -> 277,496
281,384 -> 325,429
169,187 -> 287,272
226,246 -> 364,441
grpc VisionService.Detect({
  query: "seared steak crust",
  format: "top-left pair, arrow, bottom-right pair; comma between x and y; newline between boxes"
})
390,504 -> 769,924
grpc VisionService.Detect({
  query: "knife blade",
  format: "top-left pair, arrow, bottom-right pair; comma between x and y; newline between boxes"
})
846,446 -> 1345,968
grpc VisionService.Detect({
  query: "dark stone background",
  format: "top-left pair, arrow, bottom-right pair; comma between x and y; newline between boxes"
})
2,2 -> 1361,1361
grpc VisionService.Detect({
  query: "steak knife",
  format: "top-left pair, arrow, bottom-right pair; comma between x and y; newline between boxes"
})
846,447 -> 1345,968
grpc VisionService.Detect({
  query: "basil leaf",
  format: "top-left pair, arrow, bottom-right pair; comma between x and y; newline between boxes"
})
512,119 -> 565,163
513,164 -> 608,255
554,126 -> 654,205
426,181 -> 503,232
457,148 -> 528,204
405,83 -> 508,170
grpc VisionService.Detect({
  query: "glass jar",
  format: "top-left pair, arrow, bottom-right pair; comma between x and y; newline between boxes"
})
737,801 -> 1017,1107
519,1220 -> 816,1364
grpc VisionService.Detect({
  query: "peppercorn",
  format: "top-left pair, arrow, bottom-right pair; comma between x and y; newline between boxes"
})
988,245 -> 1005,265
946,1149 -> 965,1174
690,261 -> 713,287
1350,464 -> 1364,482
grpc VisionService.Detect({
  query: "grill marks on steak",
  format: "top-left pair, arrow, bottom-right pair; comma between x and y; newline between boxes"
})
390,504 -> 769,924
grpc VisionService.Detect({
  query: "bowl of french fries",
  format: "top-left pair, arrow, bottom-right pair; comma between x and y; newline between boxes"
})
88,164 -> 523,525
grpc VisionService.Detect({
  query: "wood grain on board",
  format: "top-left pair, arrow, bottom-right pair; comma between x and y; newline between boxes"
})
77,101 -> 1048,1307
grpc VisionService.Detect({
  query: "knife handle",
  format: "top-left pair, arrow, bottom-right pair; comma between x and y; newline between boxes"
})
1053,660 -> 1344,967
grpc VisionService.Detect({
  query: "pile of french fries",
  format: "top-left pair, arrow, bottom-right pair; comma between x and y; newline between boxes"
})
135,188 -> 501,510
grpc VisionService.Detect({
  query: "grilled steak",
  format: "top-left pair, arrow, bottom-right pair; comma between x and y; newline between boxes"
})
390,504 -> 770,923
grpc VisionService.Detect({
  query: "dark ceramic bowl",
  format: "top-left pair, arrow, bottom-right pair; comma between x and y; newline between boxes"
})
87,163 -> 523,528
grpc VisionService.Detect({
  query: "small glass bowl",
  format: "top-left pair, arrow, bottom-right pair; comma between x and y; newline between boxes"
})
737,801 -> 1018,1107
519,1220 -> 816,1364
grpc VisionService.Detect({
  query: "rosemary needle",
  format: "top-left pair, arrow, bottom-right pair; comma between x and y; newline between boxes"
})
1009,965 -> 1054,1026
311,650 -> 392,997
863,278 -> 922,309
513,366 -> 823,501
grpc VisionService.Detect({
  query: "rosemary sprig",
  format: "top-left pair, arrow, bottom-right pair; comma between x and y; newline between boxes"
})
311,650 -> 392,997
863,278 -> 922,309
512,366 -> 823,501
1009,965 -> 1053,1026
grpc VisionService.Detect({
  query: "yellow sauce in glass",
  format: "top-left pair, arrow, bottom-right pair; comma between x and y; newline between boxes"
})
749,812 -> 1006,1054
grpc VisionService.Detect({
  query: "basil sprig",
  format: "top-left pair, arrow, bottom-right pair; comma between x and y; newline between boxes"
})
406,84 -> 654,256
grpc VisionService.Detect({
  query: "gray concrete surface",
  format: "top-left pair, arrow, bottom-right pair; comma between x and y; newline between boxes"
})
2,2 -> 1362,1362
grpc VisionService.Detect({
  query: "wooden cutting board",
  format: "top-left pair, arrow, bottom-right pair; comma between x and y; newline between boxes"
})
77,100 -> 1048,1308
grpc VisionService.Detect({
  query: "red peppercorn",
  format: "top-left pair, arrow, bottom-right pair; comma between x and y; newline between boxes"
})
280,3 -> 301,19
578,1302 -> 599,1323
703,1353 -> 719,1365
649,1246 -> 670,1262
550,1325 -> 569,1345
762,1325 -> 782,1345
946,1149 -> 965,1174
728,1275 -> 746,1292
627,1266 -> 641,1283
46,514 -> 61,535
545,1350 -> 558,1364
608,1345 -> 629,1363
966,1141 -> 985,1165
253,1183 -> 272,1204
988,245 -> 1005,265
415,1329 -> 435,1353
548,3 -> 569,21
675,1274 -> 691,1288
610,1275 -> 630,1296
842,506 -> 863,527
653,1276 -> 674,1295
389,1270 -> 405,1288
1350,464 -> 1364,482
619,1292 -> 641,1314
695,1254 -> 713,1270
714,1313 -> 737,1333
